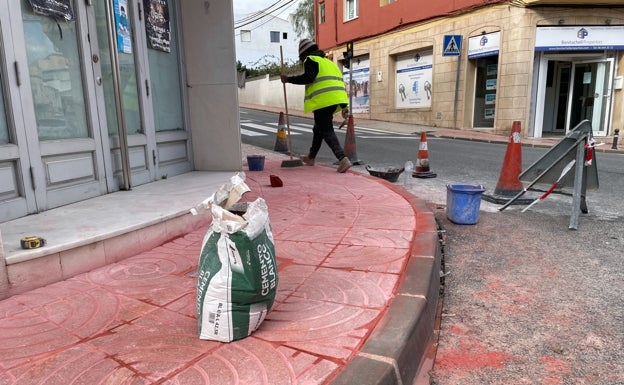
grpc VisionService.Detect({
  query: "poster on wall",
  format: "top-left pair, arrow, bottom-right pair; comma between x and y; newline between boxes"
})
114,0 -> 132,54
28,0 -> 74,21
343,56 -> 370,114
144,0 -> 171,52
395,50 -> 433,109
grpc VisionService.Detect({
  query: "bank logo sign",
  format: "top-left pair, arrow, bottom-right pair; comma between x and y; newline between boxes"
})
468,31 -> 500,59
536,26 -> 624,51
577,28 -> 589,39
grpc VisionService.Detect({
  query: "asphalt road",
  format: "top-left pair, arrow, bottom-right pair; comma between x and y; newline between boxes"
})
240,109 -> 624,384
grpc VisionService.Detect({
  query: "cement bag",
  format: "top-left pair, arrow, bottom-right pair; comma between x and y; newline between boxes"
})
194,175 -> 278,342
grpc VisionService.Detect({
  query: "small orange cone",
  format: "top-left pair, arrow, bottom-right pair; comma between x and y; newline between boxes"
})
343,115 -> 362,165
274,112 -> 289,153
493,121 -> 524,196
412,131 -> 437,178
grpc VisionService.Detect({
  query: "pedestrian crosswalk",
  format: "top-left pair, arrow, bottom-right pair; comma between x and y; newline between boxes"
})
240,120 -> 419,140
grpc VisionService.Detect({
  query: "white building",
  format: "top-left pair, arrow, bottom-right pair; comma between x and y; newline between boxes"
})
235,12 -> 300,68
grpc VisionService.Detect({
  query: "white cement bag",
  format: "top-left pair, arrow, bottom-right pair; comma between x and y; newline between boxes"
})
193,174 -> 278,342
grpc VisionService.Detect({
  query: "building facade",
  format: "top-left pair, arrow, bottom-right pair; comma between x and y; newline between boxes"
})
0,0 -> 242,223
315,0 -> 624,139
235,12 -> 299,68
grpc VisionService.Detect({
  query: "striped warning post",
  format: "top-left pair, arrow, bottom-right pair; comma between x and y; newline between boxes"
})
412,131 -> 437,178
274,112 -> 289,153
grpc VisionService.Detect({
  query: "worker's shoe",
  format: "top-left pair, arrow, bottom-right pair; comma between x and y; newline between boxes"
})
300,155 -> 315,166
337,157 -> 352,173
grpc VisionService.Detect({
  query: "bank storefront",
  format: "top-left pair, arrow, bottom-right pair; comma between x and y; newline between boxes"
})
0,0 -> 242,223
532,25 -> 624,138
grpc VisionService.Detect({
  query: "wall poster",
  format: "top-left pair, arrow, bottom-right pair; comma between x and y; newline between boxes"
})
144,0 -> 171,53
114,0 -> 132,54
395,50 -> 433,109
343,55 -> 370,114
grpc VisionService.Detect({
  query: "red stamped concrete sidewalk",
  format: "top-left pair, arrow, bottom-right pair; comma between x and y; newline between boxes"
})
0,155 -> 440,385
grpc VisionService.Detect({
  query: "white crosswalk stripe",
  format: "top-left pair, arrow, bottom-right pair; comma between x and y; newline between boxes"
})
240,121 -> 420,139
242,122 -> 302,135
241,128 -> 265,136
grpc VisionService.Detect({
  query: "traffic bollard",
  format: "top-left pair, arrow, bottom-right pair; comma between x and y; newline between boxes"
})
612,129 -> 619,150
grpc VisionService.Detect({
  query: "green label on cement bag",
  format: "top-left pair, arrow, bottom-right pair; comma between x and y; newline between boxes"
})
197,218 -> 278,342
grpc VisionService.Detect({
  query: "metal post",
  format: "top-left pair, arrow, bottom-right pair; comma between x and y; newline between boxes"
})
105,0 -> 132,190
453,53 -> 462,129
569,139 -> 586,230
349,62 -> 353,116
612,128 -> 619,149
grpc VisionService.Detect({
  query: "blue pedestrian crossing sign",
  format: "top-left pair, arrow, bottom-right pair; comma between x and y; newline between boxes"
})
443,35 -> 462,56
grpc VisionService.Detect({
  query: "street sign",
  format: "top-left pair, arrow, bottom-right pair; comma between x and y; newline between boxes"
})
443,35 -> 462,56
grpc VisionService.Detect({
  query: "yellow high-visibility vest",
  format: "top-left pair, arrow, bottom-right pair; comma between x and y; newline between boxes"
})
303,55 -> 348,113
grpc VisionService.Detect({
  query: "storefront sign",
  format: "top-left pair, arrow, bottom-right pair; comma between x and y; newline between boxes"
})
395,50 -> 433,109
144,0 -> 171,53
468,31 -> 500,59
535,26 -> 624,51
28,0 -> 74,21
114,0 -> 132,54
343,56 -> 370,114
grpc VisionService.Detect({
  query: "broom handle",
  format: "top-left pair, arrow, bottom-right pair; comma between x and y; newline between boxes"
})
280,45 -> 295,160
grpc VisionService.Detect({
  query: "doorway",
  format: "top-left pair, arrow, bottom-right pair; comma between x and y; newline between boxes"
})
0,0 -> 192,223
537,55 -> 613,137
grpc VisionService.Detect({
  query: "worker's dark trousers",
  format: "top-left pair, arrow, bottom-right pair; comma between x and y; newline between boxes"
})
309,104 -> 345,160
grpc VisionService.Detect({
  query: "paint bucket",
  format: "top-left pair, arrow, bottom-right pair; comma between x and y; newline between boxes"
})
247,155 -> 265,171
446,184 -> 486,224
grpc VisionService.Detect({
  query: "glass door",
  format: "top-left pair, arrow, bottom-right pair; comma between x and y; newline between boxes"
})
141,0 -> 192,177
7,0 -> 108,213
567,59 -> 613,136
88,0 -> 156,191
0,0 -> 35,221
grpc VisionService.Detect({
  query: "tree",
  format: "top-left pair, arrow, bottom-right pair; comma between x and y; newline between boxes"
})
291,0 -> 314,39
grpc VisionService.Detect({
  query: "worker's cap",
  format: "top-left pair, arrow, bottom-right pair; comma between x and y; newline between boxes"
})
298,39 -> 317,56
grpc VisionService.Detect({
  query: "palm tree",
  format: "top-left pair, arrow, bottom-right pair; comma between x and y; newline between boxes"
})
291,0 -> 314,39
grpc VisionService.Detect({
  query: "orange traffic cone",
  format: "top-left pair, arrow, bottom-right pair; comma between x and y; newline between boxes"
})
343,115 -> 362,165
412,131 -> 437,178
493,121 -> 524,196
274,112 -> 289,153
482,121 -> 532,205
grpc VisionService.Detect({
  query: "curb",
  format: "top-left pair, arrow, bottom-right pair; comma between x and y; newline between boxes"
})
330,179 -> 442,385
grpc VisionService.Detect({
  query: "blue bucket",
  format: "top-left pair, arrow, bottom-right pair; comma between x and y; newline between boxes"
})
247,155 -> 265,171
446,184 -> 486,225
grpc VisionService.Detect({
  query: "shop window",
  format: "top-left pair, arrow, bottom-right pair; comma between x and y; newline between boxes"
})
270,31 -> 280,43
473,56 -> 498,128
394,49 -> 433,109
21,1 -> 89,141
319,2 -> 326,24
345,0 -> 358,21
240,30 -> 251,42
0,71 -> 8,144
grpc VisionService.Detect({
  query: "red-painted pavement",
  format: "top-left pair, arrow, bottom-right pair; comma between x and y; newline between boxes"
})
0,156 -> 438,385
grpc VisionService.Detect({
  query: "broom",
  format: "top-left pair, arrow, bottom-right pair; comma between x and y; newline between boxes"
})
280,45 -> 304,168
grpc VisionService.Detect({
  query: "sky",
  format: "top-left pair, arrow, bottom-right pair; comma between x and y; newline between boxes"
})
233,0 -> 301,21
